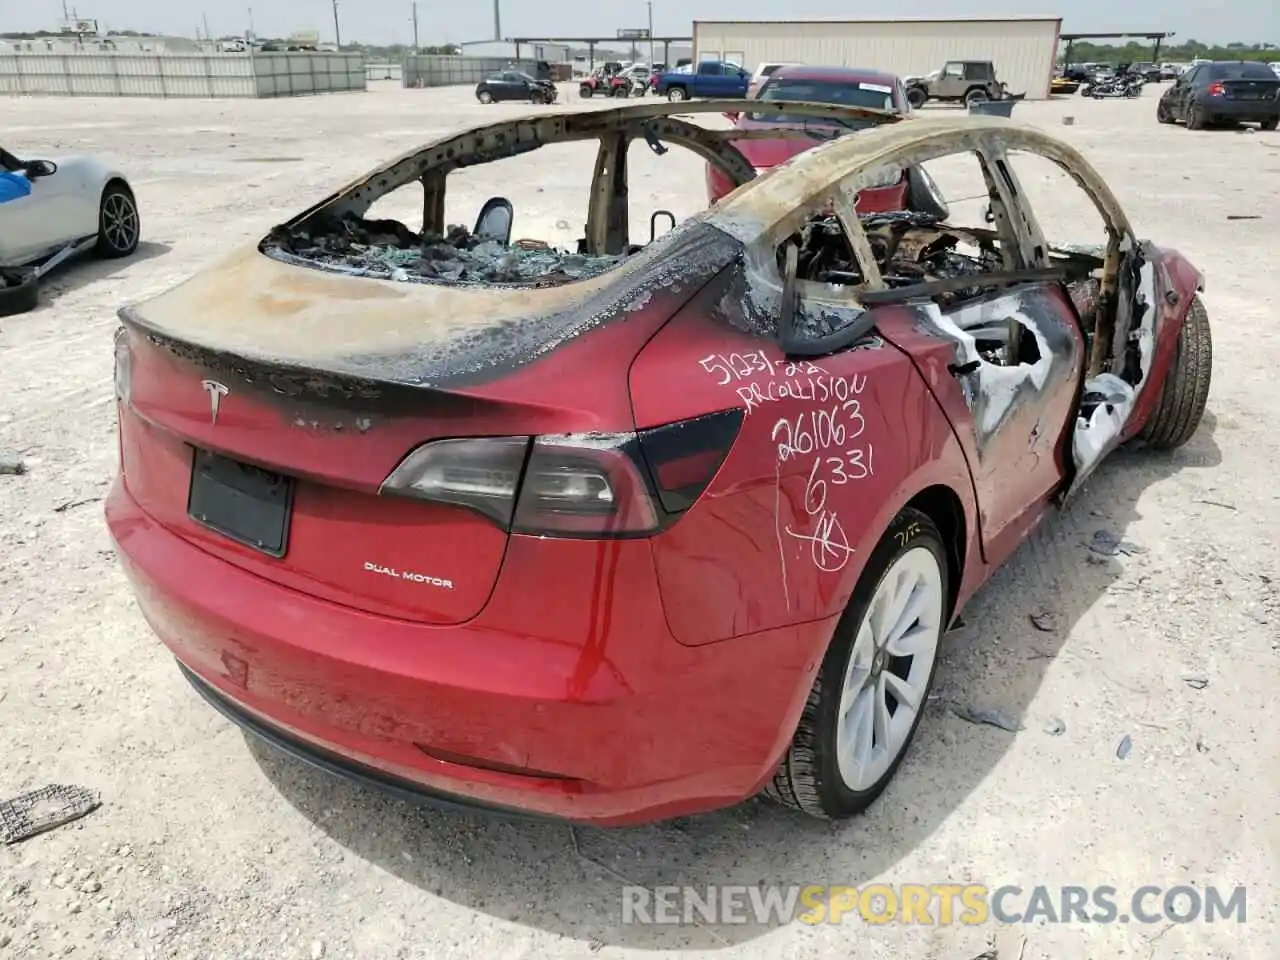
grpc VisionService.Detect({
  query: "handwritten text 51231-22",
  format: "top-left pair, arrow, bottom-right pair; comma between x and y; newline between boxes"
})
698,351 -> 821,385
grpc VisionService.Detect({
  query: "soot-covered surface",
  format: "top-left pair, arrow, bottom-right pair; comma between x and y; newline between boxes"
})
262,213 -> 626,287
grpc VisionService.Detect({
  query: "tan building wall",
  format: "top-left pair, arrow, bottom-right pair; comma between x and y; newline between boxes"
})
692,17 -> 1062,99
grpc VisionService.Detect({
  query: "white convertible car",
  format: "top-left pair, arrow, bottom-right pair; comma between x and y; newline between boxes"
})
1,143 -> 140,315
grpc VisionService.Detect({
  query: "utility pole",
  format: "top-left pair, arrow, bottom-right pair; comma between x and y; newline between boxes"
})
492,0 -> 501,42
247,6 -> 254,41
331,0 -> 342,48
202,12 -> 211,43
647,1 -> 654,65
61,0 -> 70,21
412,1 -> 419,53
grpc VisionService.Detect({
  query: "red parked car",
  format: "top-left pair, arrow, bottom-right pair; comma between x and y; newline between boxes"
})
708,65 -> 913,209
107,99 -> 1211,826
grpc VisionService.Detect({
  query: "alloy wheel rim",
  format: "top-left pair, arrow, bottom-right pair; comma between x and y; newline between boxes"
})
103,193 -> 138,253
835,545 -> 944,792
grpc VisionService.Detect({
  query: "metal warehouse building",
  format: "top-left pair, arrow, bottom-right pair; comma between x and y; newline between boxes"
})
692,17 -> 1062,99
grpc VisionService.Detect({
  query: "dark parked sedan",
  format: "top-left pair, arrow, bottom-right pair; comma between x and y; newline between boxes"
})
475,71 -> 558,104
1158,60 -> 1280,130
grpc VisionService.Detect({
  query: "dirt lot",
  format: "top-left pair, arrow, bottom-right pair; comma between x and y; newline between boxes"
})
1,81 -> 1277,960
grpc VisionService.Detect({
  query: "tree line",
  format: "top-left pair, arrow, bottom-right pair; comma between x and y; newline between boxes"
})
1061,40 -> 1277,64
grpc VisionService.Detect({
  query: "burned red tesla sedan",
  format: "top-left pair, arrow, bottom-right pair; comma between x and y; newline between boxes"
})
107,100 -> 1211,826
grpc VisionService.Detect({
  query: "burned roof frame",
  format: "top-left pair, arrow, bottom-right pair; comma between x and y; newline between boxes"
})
284,99 -> 905,257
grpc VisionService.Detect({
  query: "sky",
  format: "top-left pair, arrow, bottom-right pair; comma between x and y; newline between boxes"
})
6,0 -> 1275,49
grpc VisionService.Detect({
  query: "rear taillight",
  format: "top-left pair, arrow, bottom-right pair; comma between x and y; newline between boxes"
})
637,409 -> 744,513
380,410 -> 742,539
1207,82 -> 1226,96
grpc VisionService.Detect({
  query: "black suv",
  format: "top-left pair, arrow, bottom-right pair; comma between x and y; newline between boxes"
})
475,71 -> 558,104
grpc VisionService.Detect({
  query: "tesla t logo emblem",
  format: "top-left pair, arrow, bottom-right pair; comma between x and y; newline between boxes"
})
201,379 -> 229,425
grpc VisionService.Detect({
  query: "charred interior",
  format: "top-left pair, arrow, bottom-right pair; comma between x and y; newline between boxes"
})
264,214 -> 628,288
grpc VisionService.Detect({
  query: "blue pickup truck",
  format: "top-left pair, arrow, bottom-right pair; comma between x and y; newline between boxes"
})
655,60 -> 750,102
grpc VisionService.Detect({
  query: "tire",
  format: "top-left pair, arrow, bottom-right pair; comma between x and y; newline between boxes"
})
1140,295 -> 1212,450
0,268 -> 40,318
95,182 -> 140,259
666,86 -> 687,102
614,84 -> 630,98
906,86 -> 927,109
1186,104 -> 1207,129
579,84 -> 593,98
477,90 -> 493,104
764,508 -> 949,820
1156,99 -> 1175,124
1261,118 -> 1278,131
964,87 -> 989,106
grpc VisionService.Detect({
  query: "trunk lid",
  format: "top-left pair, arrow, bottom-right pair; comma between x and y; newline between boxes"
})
733,124 -> 815,170
1222,78 -> 1280,100
117,225 -> 738,624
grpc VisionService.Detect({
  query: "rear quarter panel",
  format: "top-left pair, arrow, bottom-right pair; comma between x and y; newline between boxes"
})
630,270 -> 979,646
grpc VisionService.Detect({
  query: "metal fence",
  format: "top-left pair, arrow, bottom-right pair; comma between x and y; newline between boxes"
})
366,61 -> 403,82
252,53 -> 366,97
401,55 -> 541,88
0,52 -> 366,98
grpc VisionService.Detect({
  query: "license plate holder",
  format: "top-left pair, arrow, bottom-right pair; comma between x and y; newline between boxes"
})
187,449 -> 294,557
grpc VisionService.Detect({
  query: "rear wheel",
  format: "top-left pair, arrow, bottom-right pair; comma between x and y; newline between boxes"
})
96,182 -> 139,259
666,86 -> 687,102
765,508 -> 948,820
1186,104 -> 1207,129
1261,118 -> 1278,131
1140,295 -> 1213,450
579,84 -> 593,98
964,87 -> 989,106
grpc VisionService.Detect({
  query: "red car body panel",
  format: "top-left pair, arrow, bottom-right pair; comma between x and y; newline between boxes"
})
630,280 -> 983,645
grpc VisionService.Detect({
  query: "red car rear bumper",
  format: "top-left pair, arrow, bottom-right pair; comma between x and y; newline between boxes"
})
107,476 -> 834,825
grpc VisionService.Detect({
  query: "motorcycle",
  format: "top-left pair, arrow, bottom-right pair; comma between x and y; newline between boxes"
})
1083,74 -> 1144,99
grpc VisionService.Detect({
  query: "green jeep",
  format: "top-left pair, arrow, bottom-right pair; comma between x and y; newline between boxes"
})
904,60 -> 1012,107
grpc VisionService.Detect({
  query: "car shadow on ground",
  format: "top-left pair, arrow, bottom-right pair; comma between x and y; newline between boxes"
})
32,240 -> 171,306
247,417 -> 1223,950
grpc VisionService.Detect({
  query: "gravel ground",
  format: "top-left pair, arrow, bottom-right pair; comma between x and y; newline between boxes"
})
0,82 -> 1277,960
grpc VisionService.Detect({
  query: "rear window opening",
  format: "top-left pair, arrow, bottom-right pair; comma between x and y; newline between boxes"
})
750,79 -> 896,124
264,213 -> 628,287
1209,62 -> 1279,81
265,144 -> 629,288
261,131 -> 711,289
